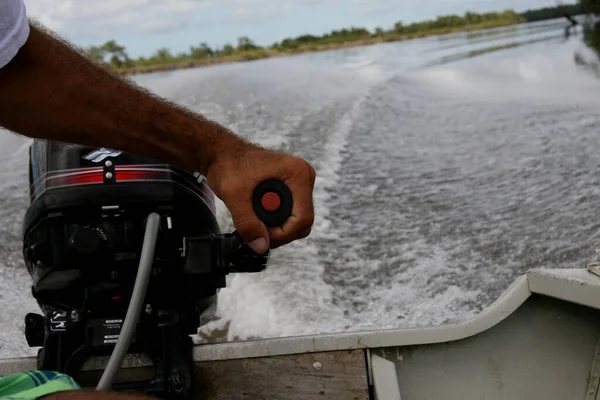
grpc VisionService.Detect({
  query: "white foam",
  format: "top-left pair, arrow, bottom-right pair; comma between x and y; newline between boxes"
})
198,96 -> 369,341
353,243 -> 483,330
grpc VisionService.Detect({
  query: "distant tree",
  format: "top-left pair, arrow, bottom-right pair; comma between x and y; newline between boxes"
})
221,43 -> 235,56
394,22 -> 405,33
200,42 -> 214,56
190,42 -> 214,59
101,40 -> 129,67
574,19 -> 600,77
280,38 -> 298,49
374,27 -> 384,36
349,27 -> 371,37
237,36 -> 258,51
154,47 -> 173,62
190,46 -> 205,59
584,20 -> 600,55
464,11 -> 481,24
434,14 -> 463,28
86,45 -> 106,63
581,0 -> 600,14
295,34 -> 319,44
521,3 -> 585,22
109,55 -> 120,66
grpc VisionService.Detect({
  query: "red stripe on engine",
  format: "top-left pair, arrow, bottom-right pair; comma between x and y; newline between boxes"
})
31,167 -> 217,216
116,170 -> 171,182
47,171 -> 105,186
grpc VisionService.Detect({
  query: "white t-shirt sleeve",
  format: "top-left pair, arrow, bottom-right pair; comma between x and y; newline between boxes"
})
0,0 -> 30,69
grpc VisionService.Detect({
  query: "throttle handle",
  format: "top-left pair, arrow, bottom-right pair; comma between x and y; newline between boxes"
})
252,180 -> 293,227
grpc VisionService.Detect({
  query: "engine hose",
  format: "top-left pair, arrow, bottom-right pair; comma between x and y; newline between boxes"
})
96,212 -> 160,391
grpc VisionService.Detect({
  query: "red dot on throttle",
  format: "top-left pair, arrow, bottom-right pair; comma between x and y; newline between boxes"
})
261,192 -> 281,212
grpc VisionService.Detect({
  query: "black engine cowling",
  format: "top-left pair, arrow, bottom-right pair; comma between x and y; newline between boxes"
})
21,139 -> 286,398
22,140 -> 226,397
23,141 -> 222,311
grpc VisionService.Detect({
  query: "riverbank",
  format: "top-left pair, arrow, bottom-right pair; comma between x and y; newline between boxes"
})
115,19 -> 525,76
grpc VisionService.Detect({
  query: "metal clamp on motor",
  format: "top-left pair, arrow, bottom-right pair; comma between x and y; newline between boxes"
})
183,232 -> 269,276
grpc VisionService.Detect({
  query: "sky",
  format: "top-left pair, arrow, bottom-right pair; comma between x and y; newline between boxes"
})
23,0 -> 560,59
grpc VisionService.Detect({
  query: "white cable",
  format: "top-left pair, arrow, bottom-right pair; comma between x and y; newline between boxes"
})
96,212 -> 160,391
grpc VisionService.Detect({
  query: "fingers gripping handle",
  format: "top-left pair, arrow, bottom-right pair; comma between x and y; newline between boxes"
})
252,180 -> 293,227
229,180 -> 292,258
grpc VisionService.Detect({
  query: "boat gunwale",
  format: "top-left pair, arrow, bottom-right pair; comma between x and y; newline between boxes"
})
3,267 -> 600,373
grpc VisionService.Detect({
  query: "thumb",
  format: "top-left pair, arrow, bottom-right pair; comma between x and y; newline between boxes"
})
229,202 -> 270,254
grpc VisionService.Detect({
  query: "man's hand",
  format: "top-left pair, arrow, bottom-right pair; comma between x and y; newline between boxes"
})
207,144 -> 316,253
0,22 -> 316,251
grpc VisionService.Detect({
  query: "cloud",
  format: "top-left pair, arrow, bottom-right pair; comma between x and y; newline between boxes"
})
23,0 -> 343,38
222,0 -> 339,23
350,0 -> 398,14
23,0 -> 211,37
22,0 -> 553,44
350,0 -> 556,20
294,0 -> 337,4
226,0 -> 292,24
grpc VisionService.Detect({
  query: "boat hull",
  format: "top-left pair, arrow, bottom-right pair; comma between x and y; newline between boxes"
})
1,268 -> 600,399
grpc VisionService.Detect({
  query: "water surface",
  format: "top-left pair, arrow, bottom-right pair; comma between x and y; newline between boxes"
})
1,18 -> 600,356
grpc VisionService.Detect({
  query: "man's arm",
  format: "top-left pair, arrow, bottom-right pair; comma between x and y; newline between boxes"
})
0,22 -> 315,253
0,23 -> 238,177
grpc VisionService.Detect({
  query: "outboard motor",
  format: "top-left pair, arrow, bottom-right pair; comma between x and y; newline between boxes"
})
21,140 -> 292,399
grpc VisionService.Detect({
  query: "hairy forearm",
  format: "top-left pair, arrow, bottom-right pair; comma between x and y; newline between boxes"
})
0,22 -> 245,174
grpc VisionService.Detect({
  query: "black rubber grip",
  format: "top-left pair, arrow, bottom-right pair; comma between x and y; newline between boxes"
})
252,179 -> 293,227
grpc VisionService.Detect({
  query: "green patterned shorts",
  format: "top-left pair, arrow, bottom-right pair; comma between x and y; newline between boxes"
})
0,371 -> 79,399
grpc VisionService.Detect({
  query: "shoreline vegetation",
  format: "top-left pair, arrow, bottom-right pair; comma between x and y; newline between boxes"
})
86,5 -> 587,77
